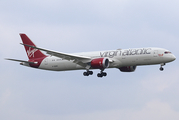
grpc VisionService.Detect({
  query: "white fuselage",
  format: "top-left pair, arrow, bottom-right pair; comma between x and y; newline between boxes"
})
23,47 -> 176,71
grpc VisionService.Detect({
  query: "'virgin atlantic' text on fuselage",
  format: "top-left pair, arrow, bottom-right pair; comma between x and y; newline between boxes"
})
100,48 -> 152,58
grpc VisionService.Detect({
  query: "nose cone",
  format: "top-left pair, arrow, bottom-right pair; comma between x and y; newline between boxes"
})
171,54 -> 176,61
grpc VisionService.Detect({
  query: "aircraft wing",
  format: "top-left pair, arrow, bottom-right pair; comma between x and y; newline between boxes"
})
21,43 -> 92,67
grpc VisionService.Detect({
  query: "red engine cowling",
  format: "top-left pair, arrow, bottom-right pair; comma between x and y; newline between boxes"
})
119,66 -> 137,72
91,58 -> 109,69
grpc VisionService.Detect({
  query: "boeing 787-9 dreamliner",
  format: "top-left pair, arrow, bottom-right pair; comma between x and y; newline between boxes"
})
6,34 -> 176,77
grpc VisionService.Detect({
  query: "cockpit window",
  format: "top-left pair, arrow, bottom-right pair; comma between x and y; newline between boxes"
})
164,51 -> 172,54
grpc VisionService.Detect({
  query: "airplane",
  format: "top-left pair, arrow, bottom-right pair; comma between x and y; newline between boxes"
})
6,33 -> 176,77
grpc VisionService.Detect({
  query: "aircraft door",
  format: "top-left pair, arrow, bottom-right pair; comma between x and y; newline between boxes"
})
153,50 -> 158,57
44,58 -> 48,65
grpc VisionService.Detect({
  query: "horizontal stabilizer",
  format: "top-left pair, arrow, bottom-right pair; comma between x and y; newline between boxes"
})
5,58 -> 37,64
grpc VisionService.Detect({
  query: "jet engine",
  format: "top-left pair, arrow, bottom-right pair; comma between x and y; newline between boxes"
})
119,66 -> 137,72
91,58 -> 109,69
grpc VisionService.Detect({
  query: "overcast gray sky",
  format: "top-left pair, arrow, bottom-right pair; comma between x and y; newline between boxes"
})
0,0 -> 179,120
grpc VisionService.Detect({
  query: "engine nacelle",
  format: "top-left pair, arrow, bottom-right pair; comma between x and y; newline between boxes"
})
119,66 -> 137,72
91,58 -> 109,69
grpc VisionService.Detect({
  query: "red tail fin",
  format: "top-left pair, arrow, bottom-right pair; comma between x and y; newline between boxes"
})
20,34 -> 46,59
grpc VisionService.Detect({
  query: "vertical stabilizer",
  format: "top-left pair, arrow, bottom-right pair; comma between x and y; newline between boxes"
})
20,33 -> 46,60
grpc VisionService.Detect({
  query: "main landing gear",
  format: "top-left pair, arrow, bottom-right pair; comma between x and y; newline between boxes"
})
160,63 -> 165,71
83,70 -> 107,78
97,72 -> 107,78
83,71 -> 93,76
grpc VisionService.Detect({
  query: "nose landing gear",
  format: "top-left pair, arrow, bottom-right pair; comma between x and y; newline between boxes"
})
160,67 -> 164,71
160,63 -> 165,71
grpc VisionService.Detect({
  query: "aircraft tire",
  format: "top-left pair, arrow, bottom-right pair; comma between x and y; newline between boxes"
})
102,72 -> 107,76
97,73 -> 103,77
88,71 -> 93,75
160,67 -> 164,71
83,72 -> 89,76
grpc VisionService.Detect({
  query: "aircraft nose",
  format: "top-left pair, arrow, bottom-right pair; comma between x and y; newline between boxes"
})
171,54 -> 176,61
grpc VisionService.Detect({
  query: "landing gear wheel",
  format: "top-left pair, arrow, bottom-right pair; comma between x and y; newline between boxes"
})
88,71 -> 93,75
160,67 -> 164,71
83,71 -> 93,76
97,73 -> 103,78
83,72 -> 89,76
102,72 -> 107,76
97,72 -> 107,78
